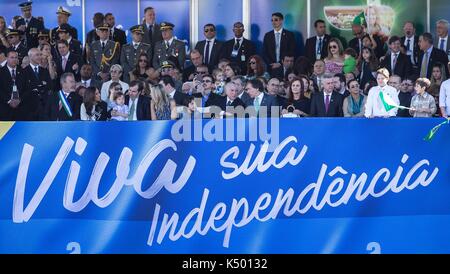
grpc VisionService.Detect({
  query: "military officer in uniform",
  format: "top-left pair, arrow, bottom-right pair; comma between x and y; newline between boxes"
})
15,2 -> 45,50
153,22 -> 186,71
50,6 -> 78,45
89,23 -> 120,83
37,29 -> 50,47
120,25 -> 152,83
5,29 -> 28,65
55,23 -> 82,57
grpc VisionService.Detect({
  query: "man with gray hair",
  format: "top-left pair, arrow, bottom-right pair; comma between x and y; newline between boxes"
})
215,82 -> 246,114
231,75 -> 250,103
100,64 -> 129,101
24,48 -> 53,120
435,19 -> 450,58
44,72 -> 82,121
310,74 -> 344,117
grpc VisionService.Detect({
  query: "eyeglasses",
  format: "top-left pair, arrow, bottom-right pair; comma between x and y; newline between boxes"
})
204,28 -> 215,33
329,45 -> 338,49
139,59 -> 147,62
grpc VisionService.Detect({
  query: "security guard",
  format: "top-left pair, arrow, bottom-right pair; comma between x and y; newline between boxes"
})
89,23 -> 120,82
6,29 -> 28,65
120,25 -> 152,83
50,6 -> 78,45
55,23 -> 82,57
15,1 -> 44,49
153,22 -> 186,71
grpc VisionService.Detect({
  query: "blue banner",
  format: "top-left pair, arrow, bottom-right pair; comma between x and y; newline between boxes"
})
0,119 -> 449,254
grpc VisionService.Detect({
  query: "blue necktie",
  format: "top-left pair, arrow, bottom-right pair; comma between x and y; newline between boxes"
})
440,39 -> 446,51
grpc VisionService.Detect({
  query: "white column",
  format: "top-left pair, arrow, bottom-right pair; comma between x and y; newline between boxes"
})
190,0 -> 199,48
242,0 -> 251,39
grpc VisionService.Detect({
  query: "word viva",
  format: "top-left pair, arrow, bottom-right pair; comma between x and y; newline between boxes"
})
12,136 -> 439,248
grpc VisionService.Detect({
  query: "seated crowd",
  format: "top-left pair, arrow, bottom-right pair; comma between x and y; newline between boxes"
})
1,3 -> 450,121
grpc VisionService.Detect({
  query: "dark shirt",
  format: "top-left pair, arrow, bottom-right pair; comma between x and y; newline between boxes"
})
283,98 -> 311,116
397,92 -> 412,117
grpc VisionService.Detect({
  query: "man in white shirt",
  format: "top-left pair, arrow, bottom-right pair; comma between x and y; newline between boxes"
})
365,68 -> 400,118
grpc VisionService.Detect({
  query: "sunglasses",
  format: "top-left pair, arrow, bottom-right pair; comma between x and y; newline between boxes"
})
197,71 -> 207,74
204,28 -> 215,33
115,87 -> 123,91
202,80 -> 212,83
139,59 -> 148,62
250,61 -> 256,65
329,45 -> 338,49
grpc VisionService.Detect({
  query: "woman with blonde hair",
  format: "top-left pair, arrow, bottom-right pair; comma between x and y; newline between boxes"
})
150,84 -> 174,120
0,16 -> 9,47
38,42 -> 57,80
324,38 -> 345,75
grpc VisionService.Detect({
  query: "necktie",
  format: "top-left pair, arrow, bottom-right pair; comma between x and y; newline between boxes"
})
359,39 -> 362,55
325,94 -> 330,113
275,32 -> 281,63
62,56 -> 67,71
205,41 -> 211,65
254,97 -> 260,113
406,39 -> 411,52
149,25 -> 153,36
83,81 -> 88,87
393,54 -> 398,71
227,100 -> 233,106
440,39 -> 446,51
233,39 -> 241,51
34,66 -> 39,78
134,43 -> 139,50
128,99 -> 136,121
317,37 -> 323,58
101,42 -> 105,51
165,41 -> 169,50
11,69 -> 16,80
420,51 -> 429,78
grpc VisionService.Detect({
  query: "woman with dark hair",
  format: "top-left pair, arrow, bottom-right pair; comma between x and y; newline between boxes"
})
80,87 -> 108,121
224,63 -> 240,81
281,77 -> 310,117
106,82 -> 123,110
75,86 -> 87,98
130,53 -> 158,83
357,47 -> 378,88
343,79 -> 366,117
246,55 -> 270,80
298,74 -> 313,99
39,42 -> 57,80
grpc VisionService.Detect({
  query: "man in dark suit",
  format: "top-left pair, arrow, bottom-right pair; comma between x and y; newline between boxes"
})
310,75 -> 344,117
54,23 -> 82,57
220,22 -> 256,75
105,13 -> 127,46
212,82 -> 246,118
191,74 -> 222,109
270,55 -> 294,80
349,13 -> 382,58
24,48 -> 53,120
159,75 -> 187,106
231,75 -> 251,103
142,7 -> 163,50
262,12 -> 296,74
244,79 -> 279,117
44,72 -> 82,121
182,49 -> 204,82
0,50 -> 28,121
124,80 -> 151,121
5,29 -> 28,65
418,32 -> 449,79
380,36 -> 412,80
77,64 -> 101,89
50,6 -> 78,44
434,19 -> 450,60
195,24 -> 223,72
55,40 -> 83,85
401,21 -> 420,67
15,2 -> 45,49
304,19 -> 331,63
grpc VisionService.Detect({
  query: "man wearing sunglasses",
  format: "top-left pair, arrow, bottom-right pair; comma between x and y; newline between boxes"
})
262,12 -> 296,75
120,25 -> 152,83
195,24 -> 223,72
